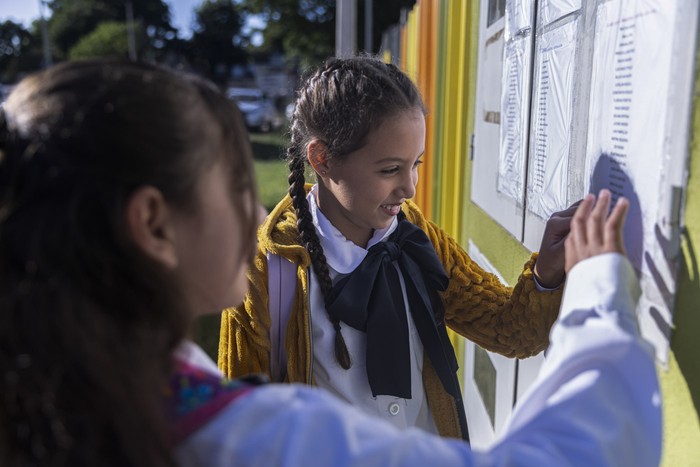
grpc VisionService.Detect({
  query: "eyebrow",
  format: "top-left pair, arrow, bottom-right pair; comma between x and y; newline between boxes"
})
375,152 -> 425,164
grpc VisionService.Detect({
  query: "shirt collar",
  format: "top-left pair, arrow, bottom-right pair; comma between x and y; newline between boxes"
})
307,185 -> 397,274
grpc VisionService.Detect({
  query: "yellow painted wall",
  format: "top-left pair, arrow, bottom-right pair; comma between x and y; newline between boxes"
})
404,0 -> 471,242
433,0 -> 470,239
401,5 -> 435,218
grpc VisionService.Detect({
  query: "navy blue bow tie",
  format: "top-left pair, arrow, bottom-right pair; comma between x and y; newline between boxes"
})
325,213 -> 450,399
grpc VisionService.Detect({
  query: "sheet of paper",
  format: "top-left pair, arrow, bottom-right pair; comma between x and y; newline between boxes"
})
526,19 -> 578,219
506,0 -> 533,34
585,0 -> 677,362
539,0 -> 582,26
498,36 -> 531,201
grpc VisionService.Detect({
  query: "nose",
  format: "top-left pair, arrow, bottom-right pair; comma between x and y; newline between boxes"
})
399,168 -> 417,199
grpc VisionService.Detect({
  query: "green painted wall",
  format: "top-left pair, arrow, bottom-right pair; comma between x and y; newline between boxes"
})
658,51 -> 700,465
460,1 -> 531,285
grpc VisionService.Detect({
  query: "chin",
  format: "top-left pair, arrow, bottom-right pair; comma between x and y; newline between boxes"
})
374,218 -> 394,230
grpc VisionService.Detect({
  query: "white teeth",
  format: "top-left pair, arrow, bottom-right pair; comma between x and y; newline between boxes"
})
381,204 -> 401,215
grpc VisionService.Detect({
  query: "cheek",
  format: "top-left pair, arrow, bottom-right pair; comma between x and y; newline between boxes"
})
230,261 -> 249,305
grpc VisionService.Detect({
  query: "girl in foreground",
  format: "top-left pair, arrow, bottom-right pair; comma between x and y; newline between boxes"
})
0,60 -> 659,466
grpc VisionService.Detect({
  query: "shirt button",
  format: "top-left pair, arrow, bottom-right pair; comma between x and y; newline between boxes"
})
388,402 -> 400,416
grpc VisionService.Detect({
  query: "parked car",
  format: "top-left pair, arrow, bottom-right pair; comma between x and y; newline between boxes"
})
285,101 -> 296,121
227,87 -> 283,132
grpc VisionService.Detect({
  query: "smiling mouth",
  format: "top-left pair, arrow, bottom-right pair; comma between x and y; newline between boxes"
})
380,203 -> 403,216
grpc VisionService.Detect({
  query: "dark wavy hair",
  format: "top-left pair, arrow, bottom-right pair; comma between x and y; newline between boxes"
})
286,55 -> 425,369
0,60 -> 257,466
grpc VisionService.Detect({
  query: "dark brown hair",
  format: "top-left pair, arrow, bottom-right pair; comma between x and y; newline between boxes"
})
0,60 -> 257,466
287,55 -> 425,368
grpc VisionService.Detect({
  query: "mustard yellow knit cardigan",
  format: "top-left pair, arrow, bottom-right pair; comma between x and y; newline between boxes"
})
219,191 -> 563,439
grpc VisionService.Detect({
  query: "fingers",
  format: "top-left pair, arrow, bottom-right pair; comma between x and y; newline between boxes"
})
565,190 -> 629,272
564,193 -> 595,272
545,199 -> 586,242
551,200 -> 581,219
604,197 -> 628,254
570,193 -> 595,246
544,214 -> 574,238
587,189 -> 611,247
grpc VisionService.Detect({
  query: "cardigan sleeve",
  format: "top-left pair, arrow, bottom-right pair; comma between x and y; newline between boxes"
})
419,218 -> 563,358
218,247 -> 273,379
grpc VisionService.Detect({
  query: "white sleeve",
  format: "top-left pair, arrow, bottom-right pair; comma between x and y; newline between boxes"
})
481,252 -> 662,467
176,253 -> 661,467
176,383 -> 474,467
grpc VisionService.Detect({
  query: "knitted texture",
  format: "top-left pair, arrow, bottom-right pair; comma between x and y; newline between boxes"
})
219,193 -> 313,382
218,186 -> 563,437
404,208 -> 562,359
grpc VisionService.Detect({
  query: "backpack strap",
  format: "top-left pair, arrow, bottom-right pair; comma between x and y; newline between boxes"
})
166,360 -> 264,445
267,252 -> 297,382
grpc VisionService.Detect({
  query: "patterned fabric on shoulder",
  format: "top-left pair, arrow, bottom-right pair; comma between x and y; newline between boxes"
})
165,359 -> 267,444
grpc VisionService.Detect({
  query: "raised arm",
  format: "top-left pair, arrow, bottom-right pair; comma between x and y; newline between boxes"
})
484,190 -> 661,466
407,207 -> 563,358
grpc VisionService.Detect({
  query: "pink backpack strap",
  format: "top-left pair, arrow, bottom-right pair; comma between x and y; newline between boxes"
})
165,360 -> 264,445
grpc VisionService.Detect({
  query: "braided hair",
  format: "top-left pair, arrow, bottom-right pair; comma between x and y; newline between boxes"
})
286,55 -> 425,369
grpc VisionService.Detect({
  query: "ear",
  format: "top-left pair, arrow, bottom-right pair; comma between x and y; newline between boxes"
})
307,139 -> 331,177
124,186 -> 179,269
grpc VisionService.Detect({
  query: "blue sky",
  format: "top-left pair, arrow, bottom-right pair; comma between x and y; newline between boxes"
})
0,0 -> 210,38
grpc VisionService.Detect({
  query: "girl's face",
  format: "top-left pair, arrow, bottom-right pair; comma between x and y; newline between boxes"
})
173,161 -> 258,317
316,109 -> 425,247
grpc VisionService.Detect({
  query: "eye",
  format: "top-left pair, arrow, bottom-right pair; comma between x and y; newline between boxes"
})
380,166 -> 400,174
413,159 -> 424,168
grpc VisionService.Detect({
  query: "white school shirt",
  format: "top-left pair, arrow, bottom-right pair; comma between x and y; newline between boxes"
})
176,253 -> 661,466
305,186 -> 438,434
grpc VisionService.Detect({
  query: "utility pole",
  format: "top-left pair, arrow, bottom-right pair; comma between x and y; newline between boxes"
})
364,0 -> 373,53
38,0 -> 52,68
336,0 -> 356,58
125,0 -> 137,61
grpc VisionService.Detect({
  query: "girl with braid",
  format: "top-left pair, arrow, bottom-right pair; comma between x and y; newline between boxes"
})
219,55 -> 578,440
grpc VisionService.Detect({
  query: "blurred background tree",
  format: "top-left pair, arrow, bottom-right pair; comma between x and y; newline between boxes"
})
68,21 -> 141,60
189,0 -> 246,84
48,0 -> 175,60
239,0 -> 416,70
239,0 -> 334,70
0,20 -> 42,82
1,0 -> 418,86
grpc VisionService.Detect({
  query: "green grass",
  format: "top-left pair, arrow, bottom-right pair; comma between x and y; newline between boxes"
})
192,315 -> 222,363
248,129 -> 289,160
250,129 -> 289,150
192,130 -> 290,361
255,159 -> 289,212
249,129 -> 290,211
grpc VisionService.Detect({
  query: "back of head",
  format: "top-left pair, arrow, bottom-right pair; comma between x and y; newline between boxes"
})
0,60 -> 256,466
